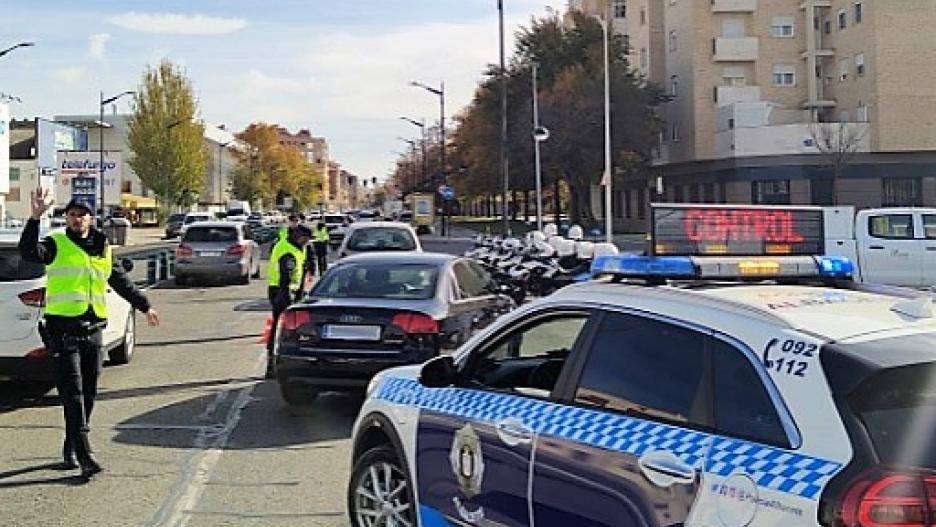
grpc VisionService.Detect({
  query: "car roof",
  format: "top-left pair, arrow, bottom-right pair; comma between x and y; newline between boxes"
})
337,252 -> 455,266
549,282 -> 936,342
346,221 -> 415,231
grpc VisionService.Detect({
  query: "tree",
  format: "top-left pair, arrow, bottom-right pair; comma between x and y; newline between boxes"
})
127,59 -> 207,215
810,121 -> 869,205
229,123 -> 323,210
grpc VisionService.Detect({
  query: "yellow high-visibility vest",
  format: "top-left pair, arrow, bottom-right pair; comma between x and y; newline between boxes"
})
45,233 -> 112,318
268,238 -> 306,290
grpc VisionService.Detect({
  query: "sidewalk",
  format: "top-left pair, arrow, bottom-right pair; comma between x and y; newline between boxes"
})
125,227 -> 169,247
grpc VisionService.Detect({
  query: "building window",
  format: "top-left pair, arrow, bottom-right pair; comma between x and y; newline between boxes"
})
854,2 -> 863,23
839,59 -> 849,81
857,102 -> 869,122
855,53 -> 865,77
637,188 -> 646,220
702,183 -> 716,203
640,47 -> 648,69
671,123 -> 680,142
614,0 -> 626,18
824,19 -> 831,34
670,75 -> 679,97
624,189 -> 632,218
882,178 -> 923,207
640,7 -> 646,25
669,30 -> 678,52
770,16 -> 795,38
9,167 -> 20,182
838,10 -> 847,30
122,181 -> 132,193
752,180 -> 791,205
773,64 -> 796,86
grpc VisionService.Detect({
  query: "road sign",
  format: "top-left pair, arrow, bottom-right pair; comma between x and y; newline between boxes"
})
439,185 -> 455,202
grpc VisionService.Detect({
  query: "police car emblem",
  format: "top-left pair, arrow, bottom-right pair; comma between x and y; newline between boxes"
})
449,423 -> 485,498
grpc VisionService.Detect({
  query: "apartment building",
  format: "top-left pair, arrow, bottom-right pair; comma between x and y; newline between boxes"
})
570,0 -> 936,230
277,127 -> 331,208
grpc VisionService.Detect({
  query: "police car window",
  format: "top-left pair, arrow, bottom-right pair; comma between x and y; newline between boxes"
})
712,339 -> 788,446
869,214 -> 914,239
468,314 -> 588,398
923,215 -> 936,239
575,312 -> 707,425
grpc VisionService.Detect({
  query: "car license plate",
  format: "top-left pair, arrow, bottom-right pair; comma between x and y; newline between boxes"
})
322,325 -> 381,341
199,251 -> 223,257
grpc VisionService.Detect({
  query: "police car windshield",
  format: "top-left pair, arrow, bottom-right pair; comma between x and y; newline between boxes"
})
850,360 -> 936,469
312,263 -> 438,300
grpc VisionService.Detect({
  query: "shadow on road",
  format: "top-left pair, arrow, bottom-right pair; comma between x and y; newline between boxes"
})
111,379 -> 360,451
0,462 -> 88,488
136,334 -> 261,348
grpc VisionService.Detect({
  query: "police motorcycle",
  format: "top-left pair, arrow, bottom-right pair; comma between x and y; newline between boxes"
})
524,227 -> 621,296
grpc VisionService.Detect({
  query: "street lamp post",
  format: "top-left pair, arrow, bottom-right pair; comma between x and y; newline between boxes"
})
399,117 -> 428,191
531,63 -> 550,233
599,3 -> 614,244
99,90 -> 134,219
0,41 -> 35,59
498,0 -> 510,235
397,137 -> 418,198
409,80 -> 446,235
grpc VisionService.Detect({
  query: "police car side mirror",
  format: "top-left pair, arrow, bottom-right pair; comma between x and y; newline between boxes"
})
419,355 -> 457,388
121,258 -> 134,272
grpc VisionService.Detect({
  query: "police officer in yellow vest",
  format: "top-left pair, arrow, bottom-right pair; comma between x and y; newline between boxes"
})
311,221 -> 329,276
18,189 -> 160,481
266,224 -> 312,378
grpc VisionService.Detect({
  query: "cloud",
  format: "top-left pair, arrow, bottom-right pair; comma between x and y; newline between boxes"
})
89,33 -> 111,61
48,67 -> 86,83
108,12 -> 247,35
243,70 -> 318,97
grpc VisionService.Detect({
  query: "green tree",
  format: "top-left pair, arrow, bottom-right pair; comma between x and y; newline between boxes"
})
127,59 -> 208,215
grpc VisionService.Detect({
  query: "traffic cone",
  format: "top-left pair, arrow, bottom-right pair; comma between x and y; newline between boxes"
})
259,315 -> 273,344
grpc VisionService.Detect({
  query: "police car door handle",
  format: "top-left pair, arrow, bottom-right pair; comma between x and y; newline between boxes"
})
495,419 -> 533,446
869,245 -> 885,250
638,451 -> 696,487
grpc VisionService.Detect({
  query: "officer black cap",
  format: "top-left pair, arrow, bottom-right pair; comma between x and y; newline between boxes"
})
64,198 -> 94,215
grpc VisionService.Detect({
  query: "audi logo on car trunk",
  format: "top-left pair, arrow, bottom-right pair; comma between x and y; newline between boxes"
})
338,314 -> 364,324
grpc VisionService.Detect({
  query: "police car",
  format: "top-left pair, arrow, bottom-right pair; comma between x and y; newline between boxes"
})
347,204 -> 936,527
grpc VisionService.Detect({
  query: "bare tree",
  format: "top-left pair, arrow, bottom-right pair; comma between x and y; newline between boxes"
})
809,121 -> 869,205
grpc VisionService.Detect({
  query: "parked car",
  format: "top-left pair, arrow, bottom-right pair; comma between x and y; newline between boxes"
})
273,253 -> 514,405
0,229 -> 136,385
355,210 -> 380,222
179,212 -> 214,236
337,221 -> 421,258
246,212 -> 265,229
174,222 -> 261,286
324,213 -> 352,248
164,213 -> 186,238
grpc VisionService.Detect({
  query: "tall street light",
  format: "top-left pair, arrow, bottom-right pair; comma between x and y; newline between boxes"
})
597,2 -> 614,244
531,63 -> 550,233
99,90 -> 134,217
399,116 -> 428,189
409,80 -> 447,235
218,141 -> 231,207
498,0 -> 510,235
0,41 -> 35,59
397,137 -> 418,197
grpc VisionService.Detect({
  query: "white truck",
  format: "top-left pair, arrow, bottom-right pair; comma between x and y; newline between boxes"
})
652,203 -> 936,289
824,206 -> 936,287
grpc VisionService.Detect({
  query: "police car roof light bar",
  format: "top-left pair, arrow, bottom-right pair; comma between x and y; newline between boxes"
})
591,255 -> 855,282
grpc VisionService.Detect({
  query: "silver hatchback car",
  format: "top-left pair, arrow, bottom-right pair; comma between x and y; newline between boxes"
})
175,222 -> 261,286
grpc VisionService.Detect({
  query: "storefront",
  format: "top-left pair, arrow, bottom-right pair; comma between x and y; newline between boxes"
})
121,193 -> 158,226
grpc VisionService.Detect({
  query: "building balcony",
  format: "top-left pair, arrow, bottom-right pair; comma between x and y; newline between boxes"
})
714,85 -> 762,105
715,122 -> 869,159
711,0 -> 757,12
713,37 -> 759,62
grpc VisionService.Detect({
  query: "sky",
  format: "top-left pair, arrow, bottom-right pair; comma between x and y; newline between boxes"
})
0,0 -> 565,181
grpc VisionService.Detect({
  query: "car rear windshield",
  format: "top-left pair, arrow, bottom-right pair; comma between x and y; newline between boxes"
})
313,263 -> 438,300
183,227 -> 239,243
168,213 -> 185,222
325,216 -> 345,224
347,227 -> 416,252
850,362 -> 936,469
0,248 -> 45,281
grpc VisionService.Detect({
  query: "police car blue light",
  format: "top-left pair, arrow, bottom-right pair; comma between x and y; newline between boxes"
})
816,256 -> 855,279
591,255 -> 696,279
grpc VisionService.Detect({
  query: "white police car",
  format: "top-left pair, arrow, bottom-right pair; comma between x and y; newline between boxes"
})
347,205 -> 936,527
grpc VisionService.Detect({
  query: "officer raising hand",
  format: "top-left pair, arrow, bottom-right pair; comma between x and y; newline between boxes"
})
18,188 -> 160,482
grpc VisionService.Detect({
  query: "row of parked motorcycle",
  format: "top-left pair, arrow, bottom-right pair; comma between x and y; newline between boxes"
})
464,223 -> 621,304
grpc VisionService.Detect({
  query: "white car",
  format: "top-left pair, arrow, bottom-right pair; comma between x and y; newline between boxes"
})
347,235 -> 935,524
179,212 -> 214,236
337,221 -> 421,259
0,230 -> 136,385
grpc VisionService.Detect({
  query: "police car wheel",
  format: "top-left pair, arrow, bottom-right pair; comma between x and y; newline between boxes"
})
108,314 -> 135,365
348,445 -> 415,527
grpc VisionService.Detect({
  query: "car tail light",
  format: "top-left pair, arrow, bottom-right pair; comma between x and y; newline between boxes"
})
392,313 -> 439,334
226,243 -> 247,256
18,288 -> 45,307
834,470 -> 936,526
279,310 -> 312,332
176,244 -> 194,257
25,347 -> 47,359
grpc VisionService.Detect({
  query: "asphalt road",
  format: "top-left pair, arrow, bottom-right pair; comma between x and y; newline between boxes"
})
0,236 -> 471,527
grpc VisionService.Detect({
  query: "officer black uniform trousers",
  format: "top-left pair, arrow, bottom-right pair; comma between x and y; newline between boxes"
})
47,326 -> 103,462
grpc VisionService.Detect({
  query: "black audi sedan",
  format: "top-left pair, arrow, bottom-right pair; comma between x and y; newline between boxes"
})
273,252 -> 514,405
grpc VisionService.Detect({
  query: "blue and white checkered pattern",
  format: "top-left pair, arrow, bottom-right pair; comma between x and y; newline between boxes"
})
378,377 -> 841,499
